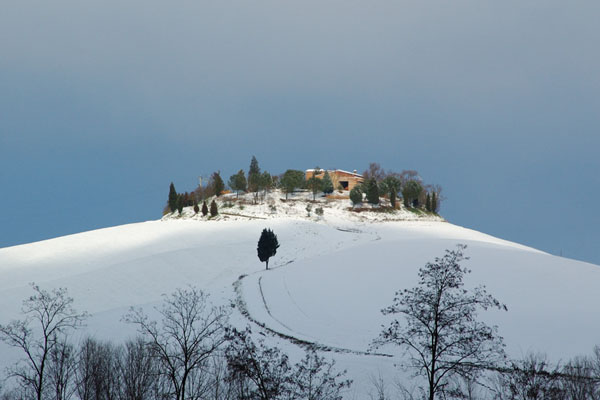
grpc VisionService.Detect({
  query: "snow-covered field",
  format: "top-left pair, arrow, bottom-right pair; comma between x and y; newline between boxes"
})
1,191 -> 598,397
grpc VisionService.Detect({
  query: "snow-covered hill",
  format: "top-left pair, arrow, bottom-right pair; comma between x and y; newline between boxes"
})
1,191 -> 598,397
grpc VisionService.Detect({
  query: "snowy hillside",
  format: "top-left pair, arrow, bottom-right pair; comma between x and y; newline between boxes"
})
1,191 -> 598,397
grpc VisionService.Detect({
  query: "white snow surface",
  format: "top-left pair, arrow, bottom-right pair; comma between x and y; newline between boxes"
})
1,191 -> 598,397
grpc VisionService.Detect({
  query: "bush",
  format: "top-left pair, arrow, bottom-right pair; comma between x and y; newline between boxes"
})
315,207 -> 324,216
193,203 -> 200,214
210,200 -> 218,217
350,187 -> 363,205
202,201 -> 208,216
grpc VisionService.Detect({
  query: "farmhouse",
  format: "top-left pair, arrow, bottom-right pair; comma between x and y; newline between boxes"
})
305,169 -> 363,191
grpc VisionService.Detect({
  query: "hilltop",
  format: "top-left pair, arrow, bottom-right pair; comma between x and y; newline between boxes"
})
161,188 -> 444,224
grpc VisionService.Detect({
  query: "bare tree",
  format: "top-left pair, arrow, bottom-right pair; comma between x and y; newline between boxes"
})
75,337 -> 120,400
372,245 -> 507,400
490,353 -> 564,400
562,356 -> 596,400
47,338 -> 77,400
124,287 -> 229,400
290,350 -> 351,400
226,328 -> 351,400
362,163 -> 386,182
368,373 -> 389,400
0,283 -> 87,400
225,328 -> 291,400
118,337 -> 160,400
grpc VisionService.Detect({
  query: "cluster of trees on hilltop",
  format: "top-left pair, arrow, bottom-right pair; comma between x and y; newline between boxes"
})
165,158 -> 443,215
0,285 -> 351,400
350,162 -> 442,212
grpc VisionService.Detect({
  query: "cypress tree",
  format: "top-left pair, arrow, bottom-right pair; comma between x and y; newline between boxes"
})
176,194 -> 184,215
168,182 -> 178,212
322,171 -> 334,194
202,201 -> 209,216
365,178 -> 380,205
211,172 -> 225,197
210,200 -> 218,217
248,156 -> 261,202
257,228 -> 280,270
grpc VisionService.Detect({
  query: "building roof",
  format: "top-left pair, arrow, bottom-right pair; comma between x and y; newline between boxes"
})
306,168 -> 362,178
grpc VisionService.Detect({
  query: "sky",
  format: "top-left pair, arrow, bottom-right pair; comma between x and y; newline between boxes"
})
1,0 -> 599,265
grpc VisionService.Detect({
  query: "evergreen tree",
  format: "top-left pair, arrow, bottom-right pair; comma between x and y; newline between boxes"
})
248,156 -> 261,202
280,169 -> 305,199
210,200 -> 218,217
168,182 -> 178,213
210,172 -> 225,197
432,192 -> 438,213
248,155 -> 260,176
306,168 -> 323,201
365,178 -> 380,205
426,193 -> 432,212
176,194 -> 184,215
260,171 -> 273,197
193,202 -> 200,214
322,171 -> 334,194
202,201 -> 208,216
257,228 -> 280,270
349,186 -> 363,205
228,169 -> 247,198
402,180 -> 423,208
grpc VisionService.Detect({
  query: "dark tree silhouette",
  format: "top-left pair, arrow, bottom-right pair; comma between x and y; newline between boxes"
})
257,228 -> 280,270
210,172 -> 225,197
364,178 -> 380,205
0,284 -> 87,400
229,169 -> 247,198
210,200 -> 218,217
373,245 -> 507,400
168,182 -> 178,213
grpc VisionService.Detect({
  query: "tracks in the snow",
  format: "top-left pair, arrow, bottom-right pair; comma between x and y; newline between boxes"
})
232,230 -> 392,358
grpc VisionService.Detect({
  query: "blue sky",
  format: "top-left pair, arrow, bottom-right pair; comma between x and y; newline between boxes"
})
1,1 -> 599,264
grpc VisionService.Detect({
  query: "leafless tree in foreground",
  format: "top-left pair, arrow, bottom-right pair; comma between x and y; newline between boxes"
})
124,286 -> 229,400
0,283 -> 86,400
373,245 -> 507,400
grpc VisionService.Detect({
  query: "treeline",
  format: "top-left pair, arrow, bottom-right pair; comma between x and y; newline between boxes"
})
0,285 -> 351,400
165,157 -> 443,215
350,163 -> 441,212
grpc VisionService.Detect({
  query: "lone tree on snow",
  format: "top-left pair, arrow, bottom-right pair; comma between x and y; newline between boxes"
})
372,244 -> 507,400
257,228 -> 280,270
